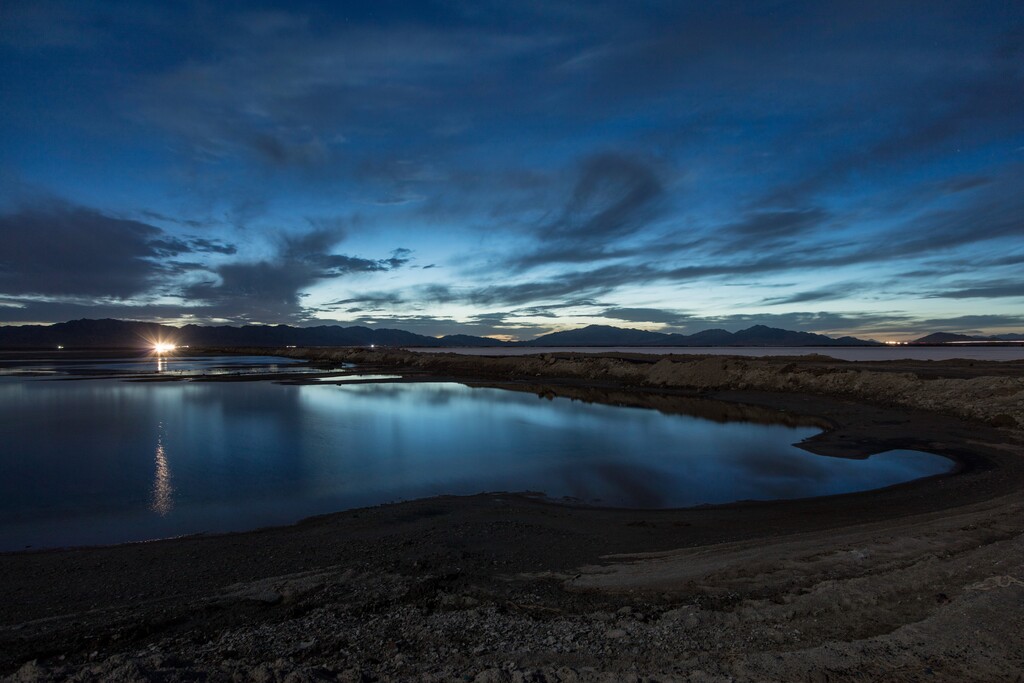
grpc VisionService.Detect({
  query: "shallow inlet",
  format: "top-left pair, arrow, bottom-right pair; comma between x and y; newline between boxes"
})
0,366 -> 952,551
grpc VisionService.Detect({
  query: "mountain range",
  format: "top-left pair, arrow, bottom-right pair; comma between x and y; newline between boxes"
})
1,319 -> 1020,349
0,319 -> 889,349
911,332 -> 1024,343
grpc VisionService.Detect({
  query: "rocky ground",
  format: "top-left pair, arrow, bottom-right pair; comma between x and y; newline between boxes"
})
2,353 -> 1023,682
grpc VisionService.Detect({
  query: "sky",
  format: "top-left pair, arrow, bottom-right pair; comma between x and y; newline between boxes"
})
1,1 -> 1022,341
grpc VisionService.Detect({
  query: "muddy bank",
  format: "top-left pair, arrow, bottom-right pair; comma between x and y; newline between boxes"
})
2,368 -> 1023,681
251,346 -> 1024,430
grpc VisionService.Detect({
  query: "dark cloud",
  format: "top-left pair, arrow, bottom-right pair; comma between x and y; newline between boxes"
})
383,248 -> 413,269
466,264 -> 655,306
337,312 -> 546,339
547,153 -> 663,240
724,208 -> 829,246
188,238 -> 238,255
893,171 -> 1024,256
139,210 -> 208,229
320,292 -> 406,309
759,285 -> 855,306
601,307 -> 691,326
145,235 -> 237,257
128,11 -> 560,175
184,229 -> 410,322
928,281 -> 1024,299
508,153 -> 666,270
512,298 -> 609,318
914,314 -> 1024,333
0,299 -> 206,324
0,204 -> 185,298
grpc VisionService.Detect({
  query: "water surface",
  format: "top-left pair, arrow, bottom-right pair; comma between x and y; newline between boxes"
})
0,368 -> 952,551
0,354 -> 333,377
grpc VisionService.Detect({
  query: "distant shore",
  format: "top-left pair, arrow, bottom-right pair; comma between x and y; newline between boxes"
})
2,351 -> 1022,681
261,346 -> 1024,430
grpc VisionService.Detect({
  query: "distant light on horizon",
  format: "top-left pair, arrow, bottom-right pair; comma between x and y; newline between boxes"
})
153,342 -> 176,354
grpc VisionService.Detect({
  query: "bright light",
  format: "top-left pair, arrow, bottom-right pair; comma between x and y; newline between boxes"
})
153,342 -> 176,354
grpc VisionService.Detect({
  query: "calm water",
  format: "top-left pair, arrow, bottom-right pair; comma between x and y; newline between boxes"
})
407,345 -> 1024,361
0,363 -> 953,550
0,354 -> 335,377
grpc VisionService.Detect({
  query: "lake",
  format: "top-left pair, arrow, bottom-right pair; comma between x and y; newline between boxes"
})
0,356 -> 953,551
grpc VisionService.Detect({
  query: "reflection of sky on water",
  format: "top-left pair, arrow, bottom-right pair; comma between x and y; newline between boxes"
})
0,379 -> 952,550
0,355 -> 335,378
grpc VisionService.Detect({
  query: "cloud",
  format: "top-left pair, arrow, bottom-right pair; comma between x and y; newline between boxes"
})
507,153 -> 666,270
467,264 -> 655,306
0,299 -> 203,325
187,238 -> 238,255
184,229 -> 410,322
914,314 -> 1024,333
382,248 -> 412,269
724,208 -> 829,246
128,12 -> 560,172
756,28 -> 1024,206
601,307 -> 691,326
339,311 -> 548,339
928,281 -> 1024,299
319,292 -> 406,309
547,153 -> 663,240
759,285 -> 855,306
0,203 -> 190,298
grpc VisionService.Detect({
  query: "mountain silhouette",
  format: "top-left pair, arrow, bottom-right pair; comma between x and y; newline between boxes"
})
0,318 -> 883,349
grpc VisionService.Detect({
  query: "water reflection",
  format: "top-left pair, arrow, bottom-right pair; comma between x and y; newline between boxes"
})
0,378 -> 954,550
156,357 -> 167,374
150,421 -> 174,516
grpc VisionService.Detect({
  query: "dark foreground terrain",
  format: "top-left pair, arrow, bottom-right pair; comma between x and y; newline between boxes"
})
2,351 -> 1023,682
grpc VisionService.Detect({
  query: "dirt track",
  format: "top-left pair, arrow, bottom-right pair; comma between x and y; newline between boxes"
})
2,351 -> 1023,682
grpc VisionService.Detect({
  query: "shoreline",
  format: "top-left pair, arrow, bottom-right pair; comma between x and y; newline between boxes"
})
263,346 -> 1024,429
2,352 -> 1023,681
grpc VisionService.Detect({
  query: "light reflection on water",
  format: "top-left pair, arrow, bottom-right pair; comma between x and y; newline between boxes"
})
0,377 -> 953,551
151,422 -> 173,516
0,355 -> 342,378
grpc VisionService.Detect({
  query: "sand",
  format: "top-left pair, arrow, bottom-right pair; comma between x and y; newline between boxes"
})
1,350 -> 1023,682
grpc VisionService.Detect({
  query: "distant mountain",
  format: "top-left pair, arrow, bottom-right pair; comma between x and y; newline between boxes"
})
519,324 -> 668,347
729,324 -> 871,347
672,328 -> 734,345
0,318 -> 882,349
912,332 -> 987,343
522,323 -> 878,347
0,318 -> 496,349
437,334 -> 507,347
912,332 -> 1024,344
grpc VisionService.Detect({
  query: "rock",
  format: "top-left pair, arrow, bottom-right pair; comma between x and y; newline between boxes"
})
474,669 -> 510,683
11,660 -> 46,682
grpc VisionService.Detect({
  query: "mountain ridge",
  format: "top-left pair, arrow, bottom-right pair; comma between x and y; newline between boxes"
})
0,318 -> 889,349
912,332 -> 1024,344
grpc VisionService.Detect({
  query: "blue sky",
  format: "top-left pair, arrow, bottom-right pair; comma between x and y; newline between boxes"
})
1,1 -> 1022,340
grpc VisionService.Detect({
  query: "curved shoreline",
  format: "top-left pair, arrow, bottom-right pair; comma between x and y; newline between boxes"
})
265,346 -> 1024,430
2,352 -> 1022,681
